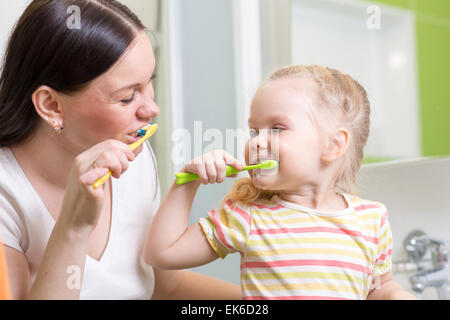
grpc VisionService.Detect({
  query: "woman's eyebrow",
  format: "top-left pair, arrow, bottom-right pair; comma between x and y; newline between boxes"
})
112,60 -> 158,94
112,72 -> 156,94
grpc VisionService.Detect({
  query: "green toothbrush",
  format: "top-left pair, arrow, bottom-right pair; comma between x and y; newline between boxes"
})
175,160 -> 279,185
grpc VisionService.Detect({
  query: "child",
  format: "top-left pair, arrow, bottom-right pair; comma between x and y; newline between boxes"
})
145,65 -> 414,300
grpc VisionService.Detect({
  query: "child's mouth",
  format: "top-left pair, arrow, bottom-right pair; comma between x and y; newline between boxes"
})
252,159 -> 279,177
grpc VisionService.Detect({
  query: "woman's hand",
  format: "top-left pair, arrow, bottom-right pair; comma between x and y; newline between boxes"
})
181,149 -> 243,185
57,139 -> 139,232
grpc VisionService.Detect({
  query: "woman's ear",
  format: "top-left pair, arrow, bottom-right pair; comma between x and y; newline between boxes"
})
322,128 -> 349,163
32,85 -> 64,126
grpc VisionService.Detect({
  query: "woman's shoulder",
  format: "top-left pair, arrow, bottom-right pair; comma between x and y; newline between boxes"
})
0,147 -> 22,190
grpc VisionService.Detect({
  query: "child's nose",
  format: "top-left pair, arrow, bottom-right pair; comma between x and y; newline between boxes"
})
248,130 -> 270,163
256,130 -> 269,149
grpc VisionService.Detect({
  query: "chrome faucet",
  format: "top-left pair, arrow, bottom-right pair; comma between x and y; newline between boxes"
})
404,230 -> 450,299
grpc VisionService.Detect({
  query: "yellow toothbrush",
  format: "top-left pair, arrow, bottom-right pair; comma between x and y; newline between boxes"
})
93,123 -> 158,189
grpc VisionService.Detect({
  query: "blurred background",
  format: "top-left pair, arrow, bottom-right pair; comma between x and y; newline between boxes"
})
1,0 -> 449,299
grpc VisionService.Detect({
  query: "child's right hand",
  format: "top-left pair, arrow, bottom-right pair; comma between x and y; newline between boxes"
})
181,150 -> 243,185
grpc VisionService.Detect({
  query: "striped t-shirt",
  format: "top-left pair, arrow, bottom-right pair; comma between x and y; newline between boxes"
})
199,194 -> 393,300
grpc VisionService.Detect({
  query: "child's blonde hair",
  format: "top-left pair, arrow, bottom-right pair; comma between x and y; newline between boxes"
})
224,65 -> 371,205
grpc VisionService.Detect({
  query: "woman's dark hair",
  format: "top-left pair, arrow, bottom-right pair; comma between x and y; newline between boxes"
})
0,0 -> 146,146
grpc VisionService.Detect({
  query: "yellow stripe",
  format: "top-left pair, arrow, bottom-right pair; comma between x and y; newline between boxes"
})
219,209 -> 242,251
379,226 -> 391,241
245,247 -> 371,262
252,209 -> 301,218
252,208 -> 381,225
355,213 -> 380,221
222,208 -> 249,246
252,215 -> 378,232
243,282 -> 362,294
199,218 -> 228,258
241,271 -> 368,285
246,238 -> 377,257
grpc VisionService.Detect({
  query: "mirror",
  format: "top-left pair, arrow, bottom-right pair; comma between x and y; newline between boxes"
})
259,0 -> 450,164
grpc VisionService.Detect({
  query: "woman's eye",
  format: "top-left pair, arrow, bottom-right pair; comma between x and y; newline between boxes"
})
120,92 -> 137,105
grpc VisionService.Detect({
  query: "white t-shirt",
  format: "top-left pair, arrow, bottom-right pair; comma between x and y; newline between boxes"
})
0,142 -> 160,299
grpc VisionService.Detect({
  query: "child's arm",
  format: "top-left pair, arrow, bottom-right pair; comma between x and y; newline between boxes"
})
366,271 -> 416,300
143,150 -> 243,270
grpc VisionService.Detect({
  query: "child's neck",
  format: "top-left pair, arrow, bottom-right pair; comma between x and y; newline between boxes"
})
279,187 -> 348,212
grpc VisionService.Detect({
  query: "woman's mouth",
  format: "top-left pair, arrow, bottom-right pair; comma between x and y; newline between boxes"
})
126,125 -> 149,143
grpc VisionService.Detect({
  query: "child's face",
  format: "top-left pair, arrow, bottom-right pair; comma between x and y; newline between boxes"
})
245,78 -> 327,192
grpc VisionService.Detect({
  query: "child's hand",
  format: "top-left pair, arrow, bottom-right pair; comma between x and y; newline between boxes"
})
181,150 -> 243,184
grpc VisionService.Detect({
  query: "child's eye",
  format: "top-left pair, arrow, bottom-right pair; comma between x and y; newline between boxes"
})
272,126 -> 284,133
120,92 -> 137,105
249,129 -> 258,137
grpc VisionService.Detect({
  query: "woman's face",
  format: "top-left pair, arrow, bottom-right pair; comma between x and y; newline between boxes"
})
58,31 -> 159,152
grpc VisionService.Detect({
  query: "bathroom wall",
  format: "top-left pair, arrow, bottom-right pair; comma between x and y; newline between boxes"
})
0,1 -> 30,59
358,156 -> 450,299
168,0 -> 243,283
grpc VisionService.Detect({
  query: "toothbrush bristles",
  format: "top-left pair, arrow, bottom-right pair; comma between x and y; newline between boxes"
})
137,122 -> 154,136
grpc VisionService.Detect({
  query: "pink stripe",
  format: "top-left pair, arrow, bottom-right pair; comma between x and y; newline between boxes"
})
376,249 -> 392,262
380,211 -> 388,228
251,202 -> 284,211
244,295 -> 351,300
241,259 -> 371,274
354,203 -> 379,211
250,226 -> 378,244
210,210 -> 232,249
226,200 -> 251,226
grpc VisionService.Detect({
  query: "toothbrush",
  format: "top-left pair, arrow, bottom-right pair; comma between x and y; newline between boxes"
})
175,159 -> 279,185
92,122 -> 159,189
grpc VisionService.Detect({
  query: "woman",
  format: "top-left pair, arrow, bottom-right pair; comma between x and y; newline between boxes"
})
0,0 -> 240,299
0,237 -> 10,300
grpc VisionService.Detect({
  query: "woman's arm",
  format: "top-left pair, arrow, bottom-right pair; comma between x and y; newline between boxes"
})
366,271 -> 416,300
144,150 -> 243,269
5,140 -> 140,299
152,268 -> 241,300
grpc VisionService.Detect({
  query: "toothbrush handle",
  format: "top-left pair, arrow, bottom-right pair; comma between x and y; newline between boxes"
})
93,171 -> 112,189
92,124 -> 158,189
175,166 -> 241,185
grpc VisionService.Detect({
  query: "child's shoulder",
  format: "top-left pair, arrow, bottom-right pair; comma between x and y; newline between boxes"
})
346,194 -> 388,215
224,197 -> 281,211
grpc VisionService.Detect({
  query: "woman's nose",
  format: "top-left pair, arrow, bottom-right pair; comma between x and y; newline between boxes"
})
137,85 -> 160,119
137,100 -> 159,119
